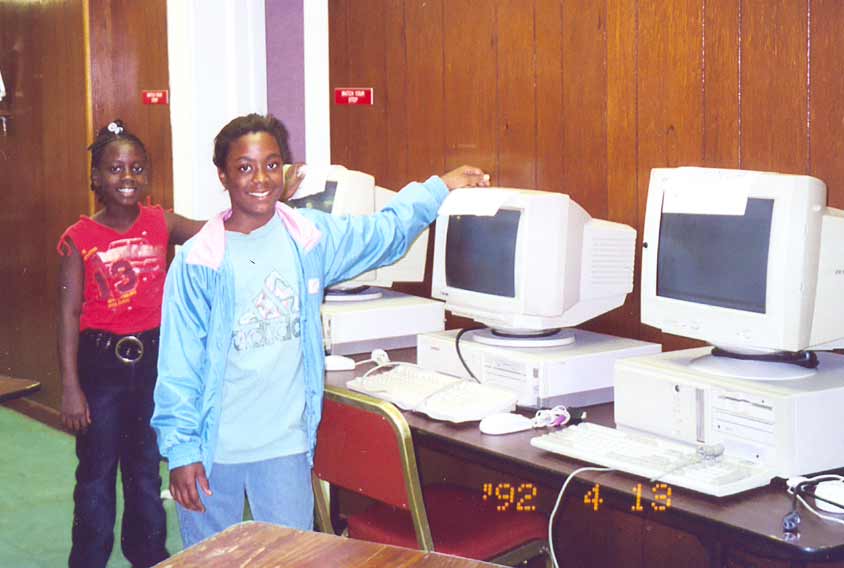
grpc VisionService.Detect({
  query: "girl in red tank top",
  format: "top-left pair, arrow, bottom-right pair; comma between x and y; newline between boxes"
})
56,120 -> 203,568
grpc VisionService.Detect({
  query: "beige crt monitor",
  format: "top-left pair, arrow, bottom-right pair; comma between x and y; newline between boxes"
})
615,167 -> 844,477
288,164 -> 429,299
288,165 -> 444,354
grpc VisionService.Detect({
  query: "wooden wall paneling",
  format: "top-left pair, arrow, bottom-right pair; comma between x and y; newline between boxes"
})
636,0 -> 705,351
443,0 -> 497,175
740,1 -> 808,173
604,0 -> 642,341
404,0 -> 446,181
560,0 -> 608,218
703,0 -> 740,167
89,0 -> 172,211
0,1 -> 89,410
809,0 -> 844,206
34,1 -> 91,410
534,0 -> 564,194
342,0 -> 389,178
496,0 -> 536,189
381,0 -> 409,191
329,0 -> 352,166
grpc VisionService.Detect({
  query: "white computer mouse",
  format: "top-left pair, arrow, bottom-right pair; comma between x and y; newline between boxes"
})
814,480 -> 844,513
479,412 -> 534,435
324,354 -> 356,372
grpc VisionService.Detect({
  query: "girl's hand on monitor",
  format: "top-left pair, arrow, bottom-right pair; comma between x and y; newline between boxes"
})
441,165 -> 491,190
282,162 -> 307,201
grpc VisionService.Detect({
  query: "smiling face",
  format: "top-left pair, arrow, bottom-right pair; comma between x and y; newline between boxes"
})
91,140 -> 148,209
218,131 -> 289,234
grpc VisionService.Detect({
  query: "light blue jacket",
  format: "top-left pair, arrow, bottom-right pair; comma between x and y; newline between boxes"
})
151,176 -> 448,475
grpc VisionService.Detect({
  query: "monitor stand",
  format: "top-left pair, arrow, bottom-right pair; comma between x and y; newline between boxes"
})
324,285 -> 384,302
471,327 -> 575,348
690,347 -> 819,381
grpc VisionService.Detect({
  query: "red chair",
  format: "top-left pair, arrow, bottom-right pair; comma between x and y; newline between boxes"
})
313,386 -> 551,566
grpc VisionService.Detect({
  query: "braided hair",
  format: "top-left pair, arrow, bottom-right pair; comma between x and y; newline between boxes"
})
88,119 -> 148,200
212,113 -> 291,170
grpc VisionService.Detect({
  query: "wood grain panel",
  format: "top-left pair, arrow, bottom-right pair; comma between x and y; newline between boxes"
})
0,1 -> 89,410
561,0 -> 608,217
381,0 -> 409,191
443,0 -> 497,175
496,0 -> 536,188
604,0 -> 641,340
343,0 -> 388,178
89,0 -> 172,211
809,0 -> 844,206
703,0 -> 740,167
329,0 -> 352,166
404,0 -> 446,181
534,0 -> 564,194
740,1 -> 808,173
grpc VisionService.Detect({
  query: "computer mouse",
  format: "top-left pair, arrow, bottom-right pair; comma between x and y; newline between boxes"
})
479,412 -> 534,435
324,354 -> 356,372
814,480 -> 844,513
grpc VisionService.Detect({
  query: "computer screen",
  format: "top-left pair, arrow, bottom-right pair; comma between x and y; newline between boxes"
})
287,165 -> 428,296
641,167 -> 844,357
445,211 -> 520,297
431,188 -> 636,345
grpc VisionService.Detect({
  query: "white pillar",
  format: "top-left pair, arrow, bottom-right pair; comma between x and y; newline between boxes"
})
303,0 -> 330,166
167,0 -> 268,220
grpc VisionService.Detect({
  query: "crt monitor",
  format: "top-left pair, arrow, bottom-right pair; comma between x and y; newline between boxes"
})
640,167 -> 844,377
431,187 -> 637,347
287,165 -> 429,300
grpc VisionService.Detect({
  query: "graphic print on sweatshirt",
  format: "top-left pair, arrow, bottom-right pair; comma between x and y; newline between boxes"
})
86,236 -> 166,309
232,270 -> 301,351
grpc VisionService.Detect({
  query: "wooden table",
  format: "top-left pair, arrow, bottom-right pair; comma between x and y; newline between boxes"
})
154,521 -> 500,567
0,376 -> 40,403
325,350 -> 844,567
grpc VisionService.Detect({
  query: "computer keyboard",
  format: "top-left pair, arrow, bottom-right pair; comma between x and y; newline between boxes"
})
530,422 -> 774,497
347,365 -> 518,423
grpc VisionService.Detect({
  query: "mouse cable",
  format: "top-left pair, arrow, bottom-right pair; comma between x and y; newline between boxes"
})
548,466 -> 613,568
786,474 -> 844,528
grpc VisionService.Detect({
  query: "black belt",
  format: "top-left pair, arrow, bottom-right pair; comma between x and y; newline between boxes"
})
81,328 -> 159,365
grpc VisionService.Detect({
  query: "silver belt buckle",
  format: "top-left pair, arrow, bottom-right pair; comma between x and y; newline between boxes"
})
115,335 -> 144,365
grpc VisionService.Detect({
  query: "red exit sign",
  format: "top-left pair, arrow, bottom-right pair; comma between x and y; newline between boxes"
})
334,88 -> 374,105
142,90 -> 169,105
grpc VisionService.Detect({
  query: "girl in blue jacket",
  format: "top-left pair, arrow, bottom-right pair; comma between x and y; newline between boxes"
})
151,112 -> 489,546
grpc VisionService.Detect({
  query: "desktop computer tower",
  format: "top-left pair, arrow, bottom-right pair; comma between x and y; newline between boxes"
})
417,329 -> 661,409
614,348 -> 844,478
322,289 -> 445,355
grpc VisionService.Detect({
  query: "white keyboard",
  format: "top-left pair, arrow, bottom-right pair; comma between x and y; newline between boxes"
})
530,423 -> 774,497
347,365 -> 518,423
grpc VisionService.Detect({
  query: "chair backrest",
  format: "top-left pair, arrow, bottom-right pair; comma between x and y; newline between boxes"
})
313,386 -> 434,549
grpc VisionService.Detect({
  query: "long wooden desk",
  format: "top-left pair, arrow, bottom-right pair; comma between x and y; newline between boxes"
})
325,350 -> 844,567
154,521 -> 499,567
0,376 -> 40,403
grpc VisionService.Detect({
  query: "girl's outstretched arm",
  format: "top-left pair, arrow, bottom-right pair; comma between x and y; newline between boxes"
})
57,240 -> 90,434
164,211 -> 205,246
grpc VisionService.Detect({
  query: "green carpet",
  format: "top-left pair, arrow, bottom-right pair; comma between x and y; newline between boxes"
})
0,407 -> 183,567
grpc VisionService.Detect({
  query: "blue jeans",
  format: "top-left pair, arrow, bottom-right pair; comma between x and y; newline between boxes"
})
177,454 -> 314,548
69,329 -> 168,568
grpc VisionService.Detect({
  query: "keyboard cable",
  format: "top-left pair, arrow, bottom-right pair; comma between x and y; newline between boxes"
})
548,466 -> 613,568
648,443 -> 725,484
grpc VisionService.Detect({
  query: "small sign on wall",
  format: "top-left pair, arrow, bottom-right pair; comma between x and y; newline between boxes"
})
142,90 -> 169,105
334,88 -> 374,105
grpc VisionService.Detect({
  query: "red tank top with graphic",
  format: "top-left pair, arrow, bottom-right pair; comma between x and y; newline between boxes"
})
58,205 -> 169,334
